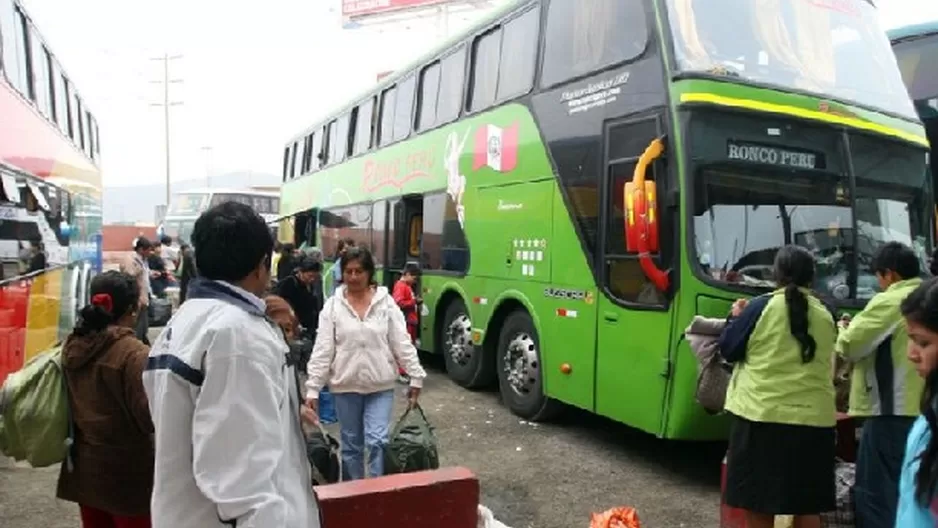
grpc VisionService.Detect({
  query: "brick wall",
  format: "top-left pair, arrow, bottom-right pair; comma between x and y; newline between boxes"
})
316,467 -> 479,528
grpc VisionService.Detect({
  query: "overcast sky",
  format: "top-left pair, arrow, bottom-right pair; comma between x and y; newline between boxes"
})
19,0 -> 938,192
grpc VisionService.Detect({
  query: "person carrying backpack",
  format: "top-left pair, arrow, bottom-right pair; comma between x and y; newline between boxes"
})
56,271 -> 154,528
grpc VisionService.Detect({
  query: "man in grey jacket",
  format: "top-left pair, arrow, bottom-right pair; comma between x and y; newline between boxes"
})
142,202 -> 319,528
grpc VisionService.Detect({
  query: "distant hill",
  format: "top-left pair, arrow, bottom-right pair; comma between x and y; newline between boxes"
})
104,171 -> 280,223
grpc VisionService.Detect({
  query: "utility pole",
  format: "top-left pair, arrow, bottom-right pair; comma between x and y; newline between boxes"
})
200,146 -> 213,188
150,53 -> 183,208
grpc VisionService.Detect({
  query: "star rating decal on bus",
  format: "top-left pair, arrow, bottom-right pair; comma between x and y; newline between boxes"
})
513,238 -> 547,277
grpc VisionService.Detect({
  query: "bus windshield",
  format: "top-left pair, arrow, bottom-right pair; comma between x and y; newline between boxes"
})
163,219 -> 196,243
693,136 -> 930,302
665,0 -> 916,119
168,193 -> 209,215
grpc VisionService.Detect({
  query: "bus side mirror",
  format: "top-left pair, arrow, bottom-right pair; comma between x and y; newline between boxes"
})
624,179 -> 659,254
624,137 -> 669,292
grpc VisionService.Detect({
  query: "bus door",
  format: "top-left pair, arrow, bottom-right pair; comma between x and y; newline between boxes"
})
594,114 -> 677,436
386,195 -> 424,289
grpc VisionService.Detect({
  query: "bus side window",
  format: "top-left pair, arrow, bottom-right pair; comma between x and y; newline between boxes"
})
416,61 -> 441,132
495,6 -> 539,102
289,140 -> 299,179
311,128 -> 323,172
437,46 -> 466,126
324,120 -> 337,166
354,97 -> 376,155
378,86 -> 397,147
468,27 -> 502,112
334,113 -> 350,164
393,74 -> 416,142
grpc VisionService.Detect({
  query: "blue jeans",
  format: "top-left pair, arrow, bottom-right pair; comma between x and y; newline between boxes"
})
854,415 -> 915,528
332,390 -> 395,481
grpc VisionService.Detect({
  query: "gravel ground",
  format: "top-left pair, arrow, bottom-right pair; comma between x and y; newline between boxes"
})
0,329 -> 724,528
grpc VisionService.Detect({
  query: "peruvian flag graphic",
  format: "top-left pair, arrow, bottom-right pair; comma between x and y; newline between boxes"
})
473,123 -> 519,172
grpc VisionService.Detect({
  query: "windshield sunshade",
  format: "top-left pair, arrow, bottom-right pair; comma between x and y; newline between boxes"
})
666,0 -> 916,119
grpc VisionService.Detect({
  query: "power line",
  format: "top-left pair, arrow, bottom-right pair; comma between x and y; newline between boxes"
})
149,53 -> 183,208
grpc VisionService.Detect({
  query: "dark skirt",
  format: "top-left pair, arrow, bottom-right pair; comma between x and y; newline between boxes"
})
724,413 -> 836,515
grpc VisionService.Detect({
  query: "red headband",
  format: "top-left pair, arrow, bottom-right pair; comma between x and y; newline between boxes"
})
90,293 -> 114,314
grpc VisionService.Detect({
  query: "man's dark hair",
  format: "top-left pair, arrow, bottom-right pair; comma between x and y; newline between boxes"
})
134,237 -> 152,251
192,202 -> 274,282
871,241 -> 920,280
403,262 -> 420,276
160,235 -> 173,246
297,257 -> 322,273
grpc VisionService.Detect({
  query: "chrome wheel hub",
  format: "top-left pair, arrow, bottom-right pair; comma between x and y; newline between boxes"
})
504,333 -> 539,396
445,313 -> 473,366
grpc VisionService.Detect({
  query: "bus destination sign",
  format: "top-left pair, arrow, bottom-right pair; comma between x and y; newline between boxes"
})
726,141 -> 824,170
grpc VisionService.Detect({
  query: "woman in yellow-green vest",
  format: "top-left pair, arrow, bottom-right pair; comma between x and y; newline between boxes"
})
718,245 -> 837,528
836,241 -> 924,528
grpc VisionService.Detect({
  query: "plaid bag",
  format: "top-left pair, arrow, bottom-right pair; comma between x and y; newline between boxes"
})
820,461 -> 855,527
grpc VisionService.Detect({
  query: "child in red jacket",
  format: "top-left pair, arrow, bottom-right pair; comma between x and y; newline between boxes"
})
392,263 -> 421,384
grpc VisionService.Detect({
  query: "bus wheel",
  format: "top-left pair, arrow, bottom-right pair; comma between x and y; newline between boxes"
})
441,298 -> 493,389
496,310 -> 560,421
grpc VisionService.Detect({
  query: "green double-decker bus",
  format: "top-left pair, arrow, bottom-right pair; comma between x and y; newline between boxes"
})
890,21 -> 937,210
279,0 -> 931,440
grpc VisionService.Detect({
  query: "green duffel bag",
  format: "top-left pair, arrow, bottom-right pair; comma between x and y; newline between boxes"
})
0,345 -> 74,469
383,404 -> 440,475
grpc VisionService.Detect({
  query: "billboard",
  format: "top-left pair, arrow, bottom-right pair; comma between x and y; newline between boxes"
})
342,0 -> 454,19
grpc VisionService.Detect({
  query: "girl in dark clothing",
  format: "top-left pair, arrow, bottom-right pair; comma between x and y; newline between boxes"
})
57,271 -> 154,528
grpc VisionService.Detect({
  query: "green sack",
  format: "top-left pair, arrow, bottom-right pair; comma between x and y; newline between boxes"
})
383,404 -> 440,474
0,345 -> 72,468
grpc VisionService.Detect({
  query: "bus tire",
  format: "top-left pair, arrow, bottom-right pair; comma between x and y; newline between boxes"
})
441,298 -> 493,389
496,310 -> 561,421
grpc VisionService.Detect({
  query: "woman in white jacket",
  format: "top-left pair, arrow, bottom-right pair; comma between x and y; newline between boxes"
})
304,246 -> 427,481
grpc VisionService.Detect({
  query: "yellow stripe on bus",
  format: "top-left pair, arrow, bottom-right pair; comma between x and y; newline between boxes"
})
679,92 -> 929,147
23,268 -> 64,362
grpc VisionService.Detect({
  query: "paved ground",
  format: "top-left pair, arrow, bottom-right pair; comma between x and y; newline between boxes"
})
0,329 -> 724,528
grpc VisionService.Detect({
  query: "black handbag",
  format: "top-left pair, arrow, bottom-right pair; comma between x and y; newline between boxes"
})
305,424 -> 341,485
288,340 -> 340,485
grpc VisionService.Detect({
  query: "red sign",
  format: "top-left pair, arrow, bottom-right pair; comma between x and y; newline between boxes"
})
342,0 -> 451,18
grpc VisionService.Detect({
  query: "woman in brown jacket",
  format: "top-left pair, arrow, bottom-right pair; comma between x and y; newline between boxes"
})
57,270 -> 154,528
